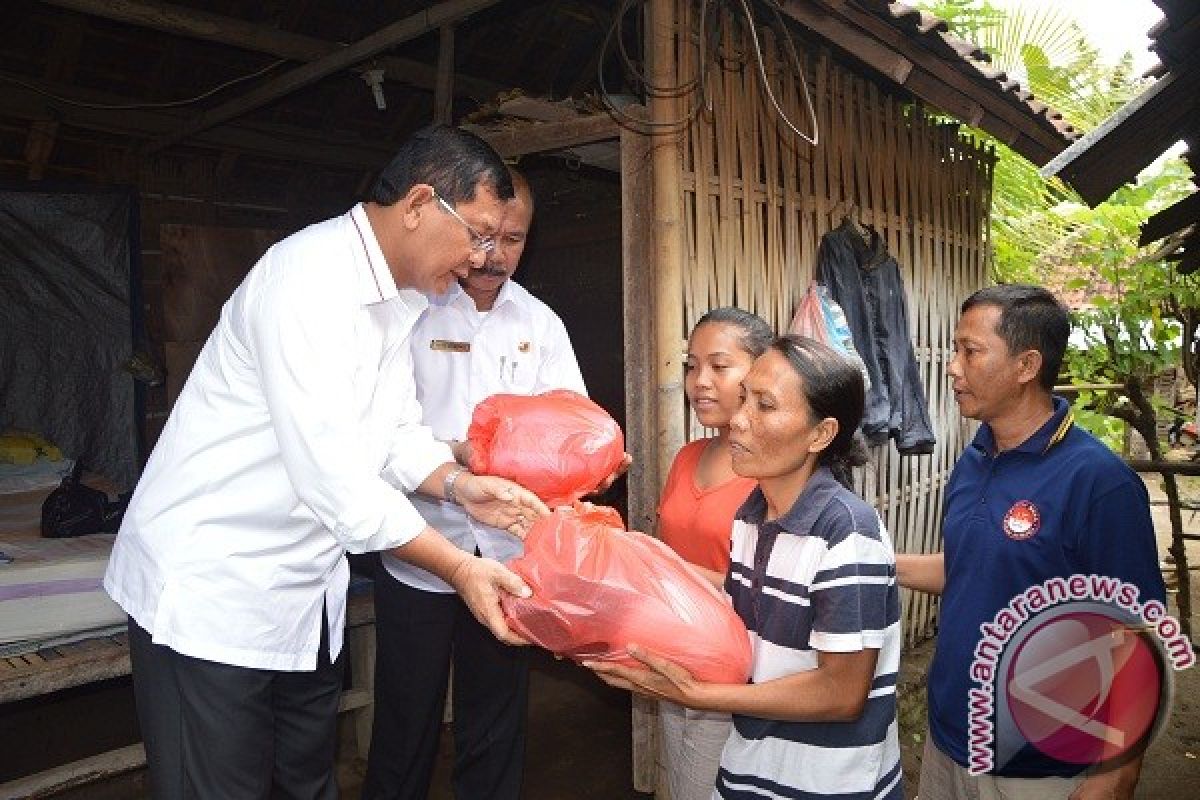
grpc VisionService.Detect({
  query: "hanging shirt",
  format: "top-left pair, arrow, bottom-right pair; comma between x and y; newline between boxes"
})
104,203 -> 453,672
657,438 -> 756,573
381,279 -> 586,593
817,221 -> 936,454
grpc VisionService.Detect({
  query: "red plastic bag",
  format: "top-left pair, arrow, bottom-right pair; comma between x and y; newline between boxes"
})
501,505 -> 753,684
467,390 -> 626,506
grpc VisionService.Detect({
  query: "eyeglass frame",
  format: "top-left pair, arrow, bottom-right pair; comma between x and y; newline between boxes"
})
432,190 -> 496,254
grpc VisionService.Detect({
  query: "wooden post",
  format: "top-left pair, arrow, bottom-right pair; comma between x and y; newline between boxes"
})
434,24 -> 455,124
622,111 -> 661,798
628,1 -> 687,796
649,0 -> 686,496
622,113 -> 657,536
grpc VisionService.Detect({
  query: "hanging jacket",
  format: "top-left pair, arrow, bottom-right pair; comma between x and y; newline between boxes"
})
816,220 -> 935,455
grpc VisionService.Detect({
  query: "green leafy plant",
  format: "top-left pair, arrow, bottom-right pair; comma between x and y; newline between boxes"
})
925,0 -> 1197,637
923,1 -> 1196,435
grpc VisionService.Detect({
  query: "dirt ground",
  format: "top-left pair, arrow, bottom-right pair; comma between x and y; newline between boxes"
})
1121,476 -> 1200,796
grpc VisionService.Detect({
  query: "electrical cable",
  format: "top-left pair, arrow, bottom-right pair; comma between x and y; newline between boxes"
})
616,0 -> 704,97
0,59 -> 287,111
744,0 -> 819,145
594,0 -> 820,144
597,0 -> 695,127
597,0 -> 711,130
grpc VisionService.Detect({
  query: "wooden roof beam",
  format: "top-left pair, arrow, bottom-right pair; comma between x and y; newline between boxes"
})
776,1 -> 914,84
1150,5 -> 1200,66
473,112 -> 620,159
1140,191 -> 1200,246
36,0 -> 504,102
787,0 -> 1071,163
1040,59 -> 1200,205
146,0 -> 500,153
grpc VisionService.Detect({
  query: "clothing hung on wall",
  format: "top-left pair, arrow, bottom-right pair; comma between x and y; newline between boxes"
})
816,219 -> 936,455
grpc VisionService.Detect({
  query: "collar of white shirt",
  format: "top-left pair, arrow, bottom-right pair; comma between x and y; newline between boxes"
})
429,276 -> 525,319
349,202 -> 400,305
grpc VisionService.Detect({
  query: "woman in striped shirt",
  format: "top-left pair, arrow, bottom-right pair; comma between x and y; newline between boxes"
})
591,336 -> 902,799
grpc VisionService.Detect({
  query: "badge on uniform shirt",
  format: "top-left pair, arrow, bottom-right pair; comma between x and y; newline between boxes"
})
1003,500 -> 1041,541
430,339 -> 470,352
517,341 -> 531,353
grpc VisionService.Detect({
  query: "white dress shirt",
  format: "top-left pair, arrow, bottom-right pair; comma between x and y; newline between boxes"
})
104,204 -> 452,671
381,279 -> 586,593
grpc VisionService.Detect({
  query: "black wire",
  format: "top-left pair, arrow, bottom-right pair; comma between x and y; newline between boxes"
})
596,0 -> 713,130
593,0 -> 818,141
0,60 -> 287,111
617,0 -> 703,97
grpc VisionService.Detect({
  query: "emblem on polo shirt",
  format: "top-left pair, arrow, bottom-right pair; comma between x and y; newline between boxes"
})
1002,500 -> 1041,541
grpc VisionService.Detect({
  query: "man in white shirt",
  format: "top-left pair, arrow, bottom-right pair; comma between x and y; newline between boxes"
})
103,126 -> 548,800
363,172 -> 586,800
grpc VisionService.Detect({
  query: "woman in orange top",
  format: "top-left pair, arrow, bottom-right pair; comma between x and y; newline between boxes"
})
656,307 -> 772,800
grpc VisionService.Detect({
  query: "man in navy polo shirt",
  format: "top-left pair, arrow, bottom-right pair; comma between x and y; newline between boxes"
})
898,285 -> 1165,799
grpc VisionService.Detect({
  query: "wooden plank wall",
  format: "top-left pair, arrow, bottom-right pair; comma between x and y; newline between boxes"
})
674,1 -> 994,645
132,154 -> 316,452
158,224 -> 282,405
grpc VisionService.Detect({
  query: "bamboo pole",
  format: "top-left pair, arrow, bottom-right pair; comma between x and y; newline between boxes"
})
621,111 -> 657,537
649,0 -> 686,493
629,2 -> 689,793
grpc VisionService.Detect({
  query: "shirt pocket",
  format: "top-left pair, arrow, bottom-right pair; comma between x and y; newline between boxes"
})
497,346 -> 537,394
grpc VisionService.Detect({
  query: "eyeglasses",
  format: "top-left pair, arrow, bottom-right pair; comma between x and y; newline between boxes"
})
433,191 -> 496,253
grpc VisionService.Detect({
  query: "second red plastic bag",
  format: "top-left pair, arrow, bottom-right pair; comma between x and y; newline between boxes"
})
501,504 -> 753,684
467,389 -> 625,506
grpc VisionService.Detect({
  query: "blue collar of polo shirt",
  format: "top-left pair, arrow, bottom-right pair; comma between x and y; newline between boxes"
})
736,466 -> 842,536
971,395 -> 1074,456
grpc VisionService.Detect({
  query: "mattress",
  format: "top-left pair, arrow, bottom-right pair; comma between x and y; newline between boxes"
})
0,474 -> 126,657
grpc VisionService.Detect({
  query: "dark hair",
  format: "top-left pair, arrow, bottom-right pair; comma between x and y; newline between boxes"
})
771,334 -> 868,488
369,125 -> 514,207
694,307 -> 773,358
961,285 -> 1069,391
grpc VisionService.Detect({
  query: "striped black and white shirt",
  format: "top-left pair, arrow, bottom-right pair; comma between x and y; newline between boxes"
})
717,467 -> 902,800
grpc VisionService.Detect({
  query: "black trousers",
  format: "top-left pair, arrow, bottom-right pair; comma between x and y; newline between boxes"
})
362,573 -> 530,800
128,615 -> 344,800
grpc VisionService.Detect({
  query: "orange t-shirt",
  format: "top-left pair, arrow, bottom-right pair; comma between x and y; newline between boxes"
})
657,438 -> 757,573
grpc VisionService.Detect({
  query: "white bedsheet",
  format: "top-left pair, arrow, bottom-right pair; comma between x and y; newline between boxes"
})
0,534 -> 125,656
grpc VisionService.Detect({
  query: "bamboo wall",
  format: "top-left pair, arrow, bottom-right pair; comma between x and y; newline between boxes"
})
673,2 -> 995,645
